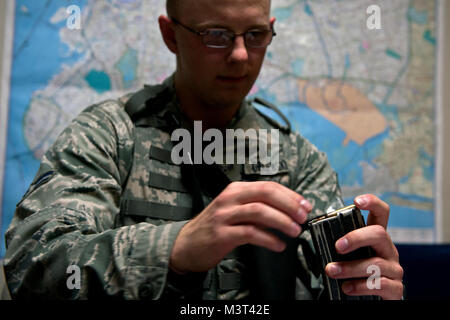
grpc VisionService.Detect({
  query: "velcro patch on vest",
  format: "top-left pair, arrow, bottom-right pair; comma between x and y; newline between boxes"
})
243,159 -> 288,176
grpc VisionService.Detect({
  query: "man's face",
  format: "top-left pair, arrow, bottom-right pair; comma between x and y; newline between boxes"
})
173,0 -> 272,110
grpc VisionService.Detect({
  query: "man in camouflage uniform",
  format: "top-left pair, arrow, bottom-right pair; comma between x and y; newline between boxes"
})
2,0 -> 403,300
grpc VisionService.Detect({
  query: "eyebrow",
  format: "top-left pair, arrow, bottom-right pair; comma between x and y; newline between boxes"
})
194,21 -> 271,31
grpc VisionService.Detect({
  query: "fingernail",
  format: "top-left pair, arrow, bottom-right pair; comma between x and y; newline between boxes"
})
327,263 -> 342,277
336,238 -> 349,252
342,282 -> 354,293
291,222 -> 302,237
296,207 -> 307,223
277,242 -> 286,252
355,196 -> 367,207
300,199 -> 312,212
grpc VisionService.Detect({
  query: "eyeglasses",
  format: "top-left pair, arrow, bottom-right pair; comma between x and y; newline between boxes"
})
170,17 -> 276,49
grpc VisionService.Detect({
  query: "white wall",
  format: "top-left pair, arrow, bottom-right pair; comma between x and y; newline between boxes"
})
439,0 -> 450,242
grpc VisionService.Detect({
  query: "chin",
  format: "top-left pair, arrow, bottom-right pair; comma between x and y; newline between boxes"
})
200,80 -> 255,109
207,95 -> 245,110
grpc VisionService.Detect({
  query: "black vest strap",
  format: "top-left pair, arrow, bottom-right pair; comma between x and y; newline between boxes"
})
121,199 -> 192,221
149,145 -> 173,164
252,97 -> 292,133
124,86 -> 154,119
124,83 -> 168,121
148,173 -> 188,193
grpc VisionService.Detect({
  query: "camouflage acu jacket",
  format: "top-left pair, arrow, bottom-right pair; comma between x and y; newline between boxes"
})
3,75 -> 344,300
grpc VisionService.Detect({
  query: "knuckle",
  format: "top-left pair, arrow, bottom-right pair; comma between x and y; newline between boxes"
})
211,209 -> 226,224
214,194 -> 227,207
216,190 -> 235,206
372,224 -> 388,239
259,181 -> 276,195
365,193 -> 376,202
228,181 -> 241,189
395,264 -> 404,280
392,246 -> 400,261
243,225 -> 257,240
379,277 -> 402,300
247,202 -> 264,214
371,256 -> 385,269
379,276 -> 390,290
258,183 -> 270,196
208,224 -> 222,242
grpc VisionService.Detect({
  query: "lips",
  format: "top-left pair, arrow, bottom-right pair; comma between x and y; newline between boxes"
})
217,75 -> 248,83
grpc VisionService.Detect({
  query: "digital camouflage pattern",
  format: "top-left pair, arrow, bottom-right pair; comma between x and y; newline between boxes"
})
3,75 -> 344,299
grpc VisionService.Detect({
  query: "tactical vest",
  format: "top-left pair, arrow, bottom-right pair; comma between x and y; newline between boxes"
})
115,83 -> 310,300
0,261 -> 12,300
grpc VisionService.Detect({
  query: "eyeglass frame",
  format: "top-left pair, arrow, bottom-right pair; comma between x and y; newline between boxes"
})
169,17 -> 277,49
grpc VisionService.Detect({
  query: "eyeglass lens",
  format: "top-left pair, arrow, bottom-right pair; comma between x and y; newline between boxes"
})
202,29 -> 273,48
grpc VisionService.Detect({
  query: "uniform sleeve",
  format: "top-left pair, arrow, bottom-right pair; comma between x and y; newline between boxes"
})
291,133 -> 344,217
3,101 -> 187,299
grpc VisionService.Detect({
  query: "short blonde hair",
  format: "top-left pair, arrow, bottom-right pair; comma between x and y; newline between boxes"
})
167,0 -> 272,18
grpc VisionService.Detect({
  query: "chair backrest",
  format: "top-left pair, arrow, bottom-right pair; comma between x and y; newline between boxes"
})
397,244 -> 450,300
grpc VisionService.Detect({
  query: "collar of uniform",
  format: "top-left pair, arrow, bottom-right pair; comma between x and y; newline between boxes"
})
227,99 -> 262,131
224,99 -> 250,130
152,73 -> 192,130
154,73 -> 178,119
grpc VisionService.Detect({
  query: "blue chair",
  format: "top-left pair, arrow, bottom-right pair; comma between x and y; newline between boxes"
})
396,244 -> 450,300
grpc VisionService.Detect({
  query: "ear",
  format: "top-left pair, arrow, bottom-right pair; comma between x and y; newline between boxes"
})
270,17 -> 276,28
159,15 -> 178,54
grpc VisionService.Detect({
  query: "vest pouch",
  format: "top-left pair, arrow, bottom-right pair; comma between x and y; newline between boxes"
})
243,229 -> 297,300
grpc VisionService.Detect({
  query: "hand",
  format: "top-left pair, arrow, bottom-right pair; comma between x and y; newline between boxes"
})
169,181 -> 312,274
325,194 -> 404,300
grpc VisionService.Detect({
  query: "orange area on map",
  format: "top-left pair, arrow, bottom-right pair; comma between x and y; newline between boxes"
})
297,80 -> 387,146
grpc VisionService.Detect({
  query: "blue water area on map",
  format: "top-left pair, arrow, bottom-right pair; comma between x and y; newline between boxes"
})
343,193 -> 434,229
85,70 -> 112,93
376,103 -> 402,132
291,59 -> 304,77
1,0 -> 87,257
304,3 -> 313,16
419,148 -> 434,182
116,48 -> 138,88
255,99 -> 378,188
272,6 -> 293,22
344,54 -> 351,70
407,7 -> 428,25
342,195 -> 434,229
388,202 -> 434,228
423,30 -> 436,46
386,48 -> 402,60
282,102 -> 389,187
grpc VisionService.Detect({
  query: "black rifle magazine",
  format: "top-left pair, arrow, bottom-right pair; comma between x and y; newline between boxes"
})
307,205 -> 381,300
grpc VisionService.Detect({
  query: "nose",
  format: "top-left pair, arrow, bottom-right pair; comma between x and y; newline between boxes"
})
228,35 -> 249,63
